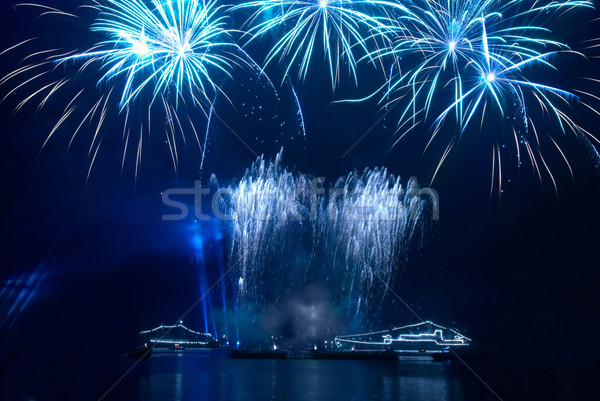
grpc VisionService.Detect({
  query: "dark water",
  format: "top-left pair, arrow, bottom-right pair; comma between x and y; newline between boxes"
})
3,350 -> 598,401
110,353 -> 481,401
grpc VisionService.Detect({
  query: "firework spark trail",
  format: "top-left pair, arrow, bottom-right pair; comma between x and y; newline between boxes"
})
200,102 -> 214,174
290,83 -> 306,137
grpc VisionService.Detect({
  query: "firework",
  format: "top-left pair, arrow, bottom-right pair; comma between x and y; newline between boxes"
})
365,0 -> 597,194
234,0 -> 406,88
1,0 -> 258,177
223,150 -> 435,315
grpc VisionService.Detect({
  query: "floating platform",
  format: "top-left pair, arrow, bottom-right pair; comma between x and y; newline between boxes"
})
311,350 -> 399,360
231,350 -> 288,359
431,348 -> 489,361
231,349 -> 403,360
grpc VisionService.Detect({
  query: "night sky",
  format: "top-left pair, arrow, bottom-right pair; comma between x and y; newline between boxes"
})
1,0 -> 600,381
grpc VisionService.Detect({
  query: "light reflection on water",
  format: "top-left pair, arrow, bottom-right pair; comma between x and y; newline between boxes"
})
132,353 -> 469,401
2,345 -> 592,400
8,348 -> 590,401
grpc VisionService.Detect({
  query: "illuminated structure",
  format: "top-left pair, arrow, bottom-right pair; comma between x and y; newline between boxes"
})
140,323 -> 219,350
335,321 -> 470,351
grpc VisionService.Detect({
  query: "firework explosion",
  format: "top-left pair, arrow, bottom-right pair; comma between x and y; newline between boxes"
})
366,0 -> 598,193
233,0 -> 406,88
1,0 -> 260,177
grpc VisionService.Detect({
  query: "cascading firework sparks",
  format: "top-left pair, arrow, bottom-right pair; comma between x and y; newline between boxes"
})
222,150 -> 437,316
326,169 -> 437,314
224,151 -> 316,304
